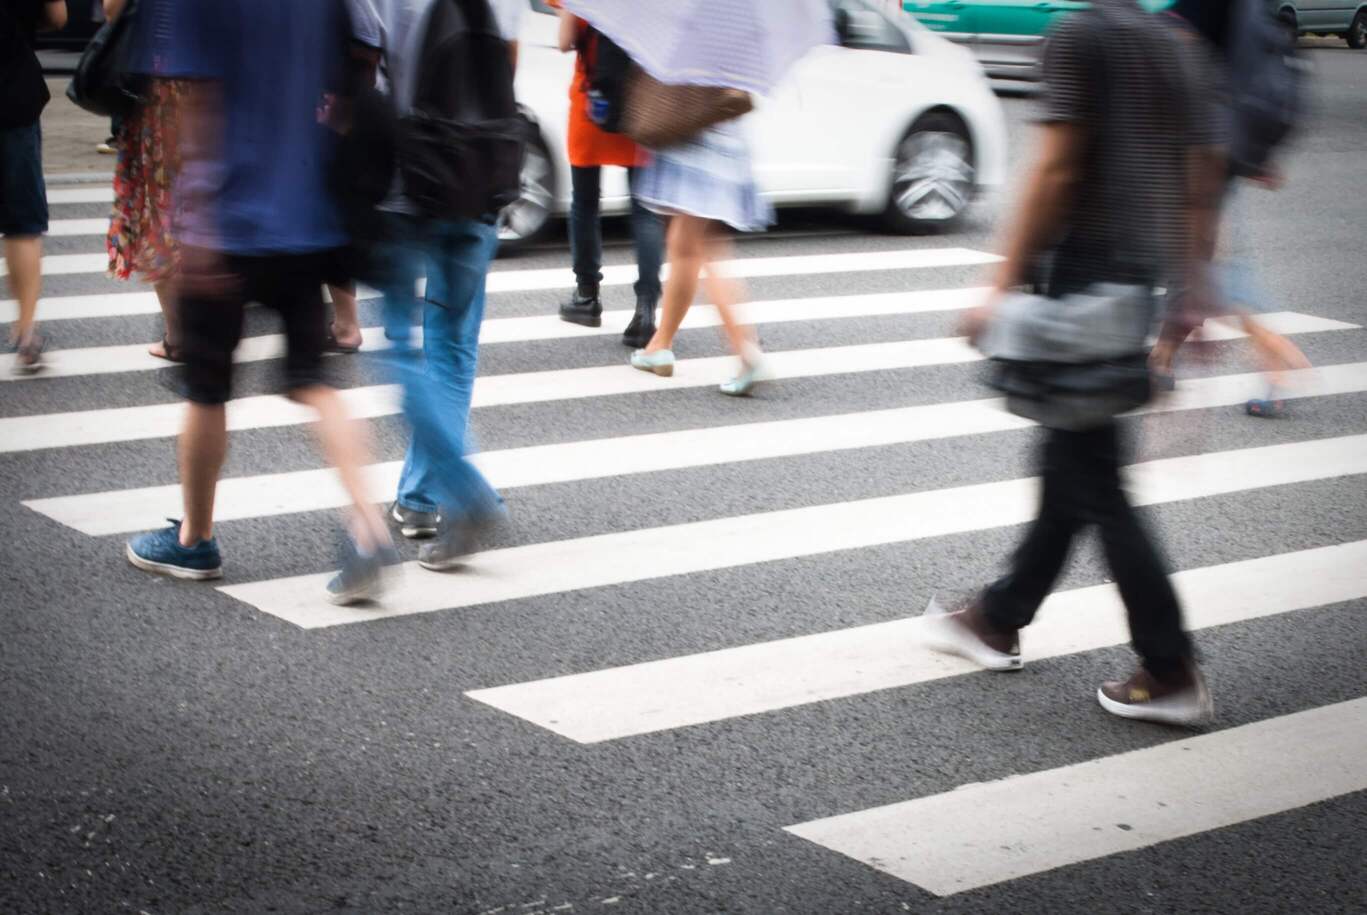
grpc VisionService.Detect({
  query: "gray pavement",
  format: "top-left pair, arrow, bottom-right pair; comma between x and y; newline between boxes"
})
3,48 -> 1366,915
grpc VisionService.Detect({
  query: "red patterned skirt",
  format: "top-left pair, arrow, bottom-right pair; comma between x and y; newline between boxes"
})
107,79 -> 188,283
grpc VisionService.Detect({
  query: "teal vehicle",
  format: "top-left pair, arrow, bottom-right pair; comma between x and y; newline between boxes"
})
903,0 -> 1174,80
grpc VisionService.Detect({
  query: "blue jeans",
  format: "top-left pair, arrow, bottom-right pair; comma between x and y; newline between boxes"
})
376,214 -> 502,520
569,165 -> 664,300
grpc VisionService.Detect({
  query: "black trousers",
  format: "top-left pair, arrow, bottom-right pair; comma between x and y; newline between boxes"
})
982,424 -> 1193,676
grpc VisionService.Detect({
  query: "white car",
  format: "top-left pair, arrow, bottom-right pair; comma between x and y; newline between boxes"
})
498,0 -> 1009,248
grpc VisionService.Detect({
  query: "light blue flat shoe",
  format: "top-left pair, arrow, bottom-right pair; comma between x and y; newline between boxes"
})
719,355 -> 772,397
630,348 -> 675,377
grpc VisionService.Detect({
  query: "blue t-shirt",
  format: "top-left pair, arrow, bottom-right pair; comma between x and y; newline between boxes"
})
173,0 -> 347,255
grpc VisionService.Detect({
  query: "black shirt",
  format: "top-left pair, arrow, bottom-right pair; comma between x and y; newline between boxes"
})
1037,0 -> 1218,295
0,0 -> 51,127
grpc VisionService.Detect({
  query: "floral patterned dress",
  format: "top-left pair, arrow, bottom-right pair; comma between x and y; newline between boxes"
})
107,79 -> 188,283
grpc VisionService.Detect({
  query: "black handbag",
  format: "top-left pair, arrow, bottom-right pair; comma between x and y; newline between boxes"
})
976,284 -> 1158,431
65,0 -> 148,118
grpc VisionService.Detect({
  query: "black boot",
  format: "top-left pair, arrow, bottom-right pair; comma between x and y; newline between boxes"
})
621,293 -> 657,348
558,282 -> 602,327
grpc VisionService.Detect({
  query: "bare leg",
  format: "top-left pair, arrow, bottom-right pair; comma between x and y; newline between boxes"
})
328,283 -> 363,348
4,236 -> 42,345
1241,314 -> 1309,387
645,215 -> 707,353
149,277 -> 179,358
700,227 -> 756,359
288,384 -> 389,552
179,402 -> 228,545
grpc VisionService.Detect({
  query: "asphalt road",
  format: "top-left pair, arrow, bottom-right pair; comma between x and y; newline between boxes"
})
3,48 -> 1365,915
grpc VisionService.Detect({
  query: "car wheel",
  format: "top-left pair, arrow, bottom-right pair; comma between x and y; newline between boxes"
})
882,112 -> 975,235
497,129 -> 556,251
1348,10 -> 1367,48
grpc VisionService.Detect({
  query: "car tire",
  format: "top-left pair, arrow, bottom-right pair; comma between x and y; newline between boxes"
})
881,111 -> 975,235
1348,10 -> 1367,48
496,127 -> 557,252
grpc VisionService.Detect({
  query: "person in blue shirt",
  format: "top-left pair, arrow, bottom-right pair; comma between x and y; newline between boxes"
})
125,0 -> 397,604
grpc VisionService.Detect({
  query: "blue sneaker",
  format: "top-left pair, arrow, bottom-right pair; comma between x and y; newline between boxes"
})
326,538 -> 400,606
126,520 -> 223,581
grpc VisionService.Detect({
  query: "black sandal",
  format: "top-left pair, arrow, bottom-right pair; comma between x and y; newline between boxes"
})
324,327 -> 362,354
151,335 -> 185,363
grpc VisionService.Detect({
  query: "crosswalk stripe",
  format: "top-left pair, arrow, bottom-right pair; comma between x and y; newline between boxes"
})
0,287 -> 986,381
0,290 -> 159,323
0,336 -> 986,453
0,252 -> 108,277
0,245 -> 998,292
46,218 -> 110,237
217,434 -> 1367,628
45,186 -> 115,204
784,697 -> 1367,896
24,362 -> 1367,536
465,540 -> 1367,742
5,308 -> 1357,451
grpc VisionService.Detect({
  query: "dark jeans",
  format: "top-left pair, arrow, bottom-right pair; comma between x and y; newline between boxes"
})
569,165 -> 664,301
982,424 -> 1193,677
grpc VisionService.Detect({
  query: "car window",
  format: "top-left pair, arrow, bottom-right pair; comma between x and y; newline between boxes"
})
528,0 -> 556,14
833,0 -> 914,53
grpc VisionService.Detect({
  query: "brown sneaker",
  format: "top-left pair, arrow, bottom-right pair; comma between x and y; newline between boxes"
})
1097,662 -> 1214,727
921,594 -> 1022,671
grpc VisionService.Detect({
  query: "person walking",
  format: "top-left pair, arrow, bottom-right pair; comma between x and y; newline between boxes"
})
102,0 -> 189,362
367,0 -> 520,569
1152,0 -> 1311,417
553,5 -> 665,349
559,0 -> 833,396
925,0 -> 1224,726
628,119 -> 772,395
125,0 -> 396,604
1,0 -> 67,375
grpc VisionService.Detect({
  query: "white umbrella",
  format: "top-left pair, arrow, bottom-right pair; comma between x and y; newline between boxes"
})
562,0 -> 835,95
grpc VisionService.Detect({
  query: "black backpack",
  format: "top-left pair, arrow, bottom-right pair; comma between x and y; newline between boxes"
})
581,26 -> 633,134
399,0 -> 526,222
1226,0 -> 1305,177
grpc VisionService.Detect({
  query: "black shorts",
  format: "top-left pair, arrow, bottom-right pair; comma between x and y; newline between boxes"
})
180,250 -> 333,405
0,122 -> 48,237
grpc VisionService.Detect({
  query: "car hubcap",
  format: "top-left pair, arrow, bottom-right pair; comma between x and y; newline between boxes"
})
893,131 -> 973,223
497,145 -> 553,243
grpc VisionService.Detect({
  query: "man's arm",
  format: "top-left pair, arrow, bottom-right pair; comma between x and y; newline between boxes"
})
558,9 -> 579,53
40,0 -> 69,32
990,123 -> 1086,291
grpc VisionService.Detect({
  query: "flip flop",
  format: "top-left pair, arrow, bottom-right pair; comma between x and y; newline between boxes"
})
150,335 -> 185,363
324,329 -> 362,354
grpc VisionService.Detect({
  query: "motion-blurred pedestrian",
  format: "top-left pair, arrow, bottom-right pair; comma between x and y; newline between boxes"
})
929,0 -> 1224,726
366,0 -> 521,569
103,0 -> 189,363
125,0 -> 395,603
552,3 -> 664,349
1,0 -> 67,374
562,0 -> 833,396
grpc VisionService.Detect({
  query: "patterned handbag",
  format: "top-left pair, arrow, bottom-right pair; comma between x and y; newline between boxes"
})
622,69 -> 753,149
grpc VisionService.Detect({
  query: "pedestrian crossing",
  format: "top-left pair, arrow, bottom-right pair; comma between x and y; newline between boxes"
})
8,186 -> 1366,902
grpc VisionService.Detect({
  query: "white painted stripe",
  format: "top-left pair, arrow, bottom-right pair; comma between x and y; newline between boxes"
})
0,252 -> 108,277
5,306 -> 1358,450
0,288 -> 986,382
25,362 -> 1367,536
785,698 -> 1367,896
0,336 -> 985,453
45,218 -> 110,237
0,244 -> 997,291
0,290 -> 160,323
466,541 -> 1367,742
46,186 -> 115,204
218,434 -> 1367,628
